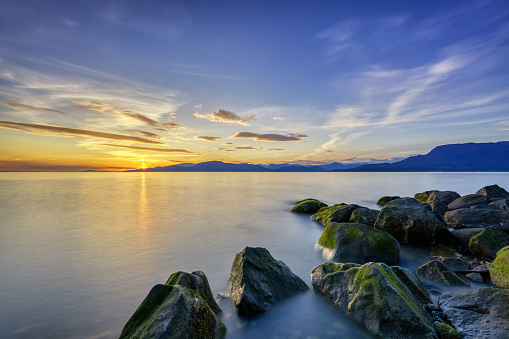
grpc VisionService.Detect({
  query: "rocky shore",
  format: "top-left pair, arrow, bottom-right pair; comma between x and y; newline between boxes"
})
119,184 -> 509,338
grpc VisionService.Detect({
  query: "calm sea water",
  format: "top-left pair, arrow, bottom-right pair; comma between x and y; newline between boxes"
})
1,172 -> 508,338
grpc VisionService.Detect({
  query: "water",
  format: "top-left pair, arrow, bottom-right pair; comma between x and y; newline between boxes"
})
0,172 -> 507,338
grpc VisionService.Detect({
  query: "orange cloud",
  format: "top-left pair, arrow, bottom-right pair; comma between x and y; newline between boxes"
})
5,101 -> 68,115
101,144 -> 195,153
233,132 -> 307,142
196,136 -> 222,142
194,109 -> 256,126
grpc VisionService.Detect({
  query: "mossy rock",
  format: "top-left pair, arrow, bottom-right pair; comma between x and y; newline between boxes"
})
376,196 -> 400,206
436,322 -> 461,339
490,245 -> 509,288
317,222 -> 400,265
349,207 -> 379,227
290,199 -> 327,213
311,204 -> 359,226
119,284 -> 226,339
468,228 -> 509,260
311,262 -> 436,338
415,260 -> 469,287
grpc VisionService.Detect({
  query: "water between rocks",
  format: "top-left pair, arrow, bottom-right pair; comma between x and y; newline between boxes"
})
0,172 -> 506,338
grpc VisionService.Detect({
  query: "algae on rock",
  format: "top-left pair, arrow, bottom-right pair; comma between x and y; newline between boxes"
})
490,246 -> 509,289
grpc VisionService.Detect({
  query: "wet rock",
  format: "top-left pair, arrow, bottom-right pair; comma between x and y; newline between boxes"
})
447,194 -> 488,211
440,257 -> 471,271
450,228 -> 483,248
465,273 -> 483,282
476,184 -> 509,200
317,222 -> 400,265
468,228 -> 509,260
444,208 -> 509,230
439,288 -> 509,339
311,204 -> 359,226
490,198 -> 509,211
349,207 -> 379,227
227,247 -> 308,317
391,265 -> 433,305
119,284 -> 226,339
290,199 -> 327,213
490,245 -> 509,289
414,190 -> 461,220
415,261 -> 470,286
376,196 -> 400,206
436,322 -> 461,339
374,198 -> 453,246
311,262 -> 437,339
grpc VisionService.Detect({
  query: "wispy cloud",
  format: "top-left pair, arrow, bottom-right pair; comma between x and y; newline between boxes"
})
235,146 -> 262,150
131,130 -> 162,139
195,109 -> 256,126
0,120 -> 163,144
195,136 -> 222,142
100,144 -> 195,153
4,101 -> 68,115
233,132 -> 307,142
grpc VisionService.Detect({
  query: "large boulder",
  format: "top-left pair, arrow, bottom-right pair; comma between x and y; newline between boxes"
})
349,207 -> 379,226
414,190 -> 461,220
415,261 -> 469,286
317,222 -> 399,265
476,184 -> 509,200
227,247 -> 308,317
439,288 -> 509,339
447,194 -> 488,211
119,284 -> 226,339
468,228 -> 509,260
311,262 -> 437,339
490,246 -> 509,289
490,198 -> 509,211
311,204 -> 359,226
165,271 -> 222,315
290,199 -> 327,213
444,208 -> 509,230
377,196 -> 400,206
450,228 -> 484,248
374,198 -> 453,246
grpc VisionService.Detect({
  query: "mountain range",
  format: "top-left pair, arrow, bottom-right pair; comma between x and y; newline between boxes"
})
127,141 -> 509,172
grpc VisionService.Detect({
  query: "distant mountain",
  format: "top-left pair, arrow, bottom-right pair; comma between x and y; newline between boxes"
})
341,141 -> 509,172
129,161 -> 272,172
274,165 -> 325,172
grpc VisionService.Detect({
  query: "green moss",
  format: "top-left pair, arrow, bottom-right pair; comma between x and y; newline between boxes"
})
290,199 -> 325,213
490,245 -> 509,289
318,222 -> 343,249
366,229 -> 398,256
342,226 -> 364,244
436,322 -> 461,339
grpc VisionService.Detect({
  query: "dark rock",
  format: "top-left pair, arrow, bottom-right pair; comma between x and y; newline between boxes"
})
429,244 -> 458,258
436,322 -> 461,339
415,190 -> 461,219
465,273 -> 483,282
391,266 -> 433,305
374,198 -> 453,246
311,262 -> 437,339
469,204 -> 500,210
317,222 -> 400,265
476,184 -> 509,200
415,261 -> 470,286
490,245 -> 509,289
349,207 -> 379,227
227,247 -> 308,317
311,204 -> 359,226
119,284 -> 226,339
165,271 -> 222,315
468,228 -> 509,260
421,203 -> 432,211
490,198 -> 509,211
440,257 -> 471,271
439,288 -> 509,339
450,228 -> 484,248
447,194 -> 488,211
290,199 -> 327,213
444,208 -> 509,230
376,196 -> 400,206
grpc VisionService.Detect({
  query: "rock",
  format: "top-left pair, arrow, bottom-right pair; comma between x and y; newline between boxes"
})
391,265 -> 433,305
349,207 -> 379,227
414,190 -> 461,219
468,228 -> 509,260
476,184 -> 509,200
450,228 -> 484,248
436,323 -> 461,339
465,273 -> 483,282
490,246 -> 509,288
119,284 -> 226,339
227,247 -> 308,316
447,194 -> 488,211
165,271 -> 222,315
429,244 -> 458,258
289,199 -> 327,213
490,198 -> 509,211
439,287 -> 509,339
444,208 -> 509,230
415,261 -> 470,286
374,198 -> 453,246
311,262 -> 437,339
440,257 -> 471,271
317,222 -> 400,265
310,204 -> 359,226
376,195 -> 400,206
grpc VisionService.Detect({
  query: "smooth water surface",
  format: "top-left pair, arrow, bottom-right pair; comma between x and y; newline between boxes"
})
0,172 -> 507,338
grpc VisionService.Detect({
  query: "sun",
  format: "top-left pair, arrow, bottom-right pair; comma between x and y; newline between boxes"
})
141,159 -> 146,170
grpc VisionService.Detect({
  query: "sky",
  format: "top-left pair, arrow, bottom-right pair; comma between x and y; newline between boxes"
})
0,0 -> 508,171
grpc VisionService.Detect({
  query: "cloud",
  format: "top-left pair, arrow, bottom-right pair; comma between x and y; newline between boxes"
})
267,148 -> 285,151
272,116 -> 284,121
233,132 -> 307,142
132,130 -> 162,139
194,109 -> 256,126
74,100 -> 182,130
5,101 -> 68,115
0,120 -> 164,144
224,142 -> 233,145
195,136 -> 222,142
100,144 -> 195,153
235,146 -> 262,150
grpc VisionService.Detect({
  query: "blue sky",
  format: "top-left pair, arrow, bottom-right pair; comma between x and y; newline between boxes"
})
0,0 -> 508,170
